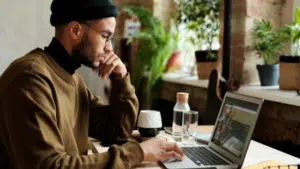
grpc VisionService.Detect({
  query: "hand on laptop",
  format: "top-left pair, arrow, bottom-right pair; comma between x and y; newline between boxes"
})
140,138 -> 184,162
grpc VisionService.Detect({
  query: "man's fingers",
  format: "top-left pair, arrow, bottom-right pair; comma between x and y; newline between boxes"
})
100,55 -> 115,77
104,59 -> 119,79
105,54 -> 118,66
165,142 -> 184,157
98,64 -> 103,78
103,50 -> 114,63
106,59 -> 120,78
102,56 -> 119,79
98,53 -> 116,78
163,151 -> 184,161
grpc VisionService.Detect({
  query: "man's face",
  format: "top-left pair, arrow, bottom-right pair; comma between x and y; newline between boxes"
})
72,17 -> 116,68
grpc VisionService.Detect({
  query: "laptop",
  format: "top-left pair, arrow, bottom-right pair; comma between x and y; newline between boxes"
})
162,92 -> 264,169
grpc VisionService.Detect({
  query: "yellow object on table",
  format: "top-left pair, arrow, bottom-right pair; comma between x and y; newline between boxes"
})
243,161 -> 297,169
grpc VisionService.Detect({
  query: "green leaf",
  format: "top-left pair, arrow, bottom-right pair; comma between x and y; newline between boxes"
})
122,5 -> 179,100
295,7 -> 300,25
176,0 -> 220,52
251,19 -> 288,64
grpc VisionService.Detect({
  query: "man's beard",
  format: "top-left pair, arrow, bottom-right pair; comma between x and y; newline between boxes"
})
72,34 -> 101,69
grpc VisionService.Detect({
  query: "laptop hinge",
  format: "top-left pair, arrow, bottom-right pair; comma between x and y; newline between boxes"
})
208,146 -> 235,164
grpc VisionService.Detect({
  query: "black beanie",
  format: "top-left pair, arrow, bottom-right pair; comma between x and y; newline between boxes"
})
50,0 -> 118,27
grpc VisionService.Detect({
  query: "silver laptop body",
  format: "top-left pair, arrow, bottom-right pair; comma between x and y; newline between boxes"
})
162,92 -> 264,169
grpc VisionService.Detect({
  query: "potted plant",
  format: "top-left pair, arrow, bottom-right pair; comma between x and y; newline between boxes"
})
122,6 -> 179,109
176,0 -> 220,79
279,7 -> 300,90
251,19 -> 287,86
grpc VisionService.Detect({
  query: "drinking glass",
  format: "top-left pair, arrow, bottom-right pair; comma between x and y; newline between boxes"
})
182,110 -> 198,144
172,110 -> 184,142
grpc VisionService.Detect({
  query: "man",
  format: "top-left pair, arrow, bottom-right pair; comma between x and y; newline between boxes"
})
0,0 -> 184,168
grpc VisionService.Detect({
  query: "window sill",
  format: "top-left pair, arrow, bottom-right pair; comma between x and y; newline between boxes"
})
237,85 -> 300,107
162,72 -> 209,88
162,72 -> 300,107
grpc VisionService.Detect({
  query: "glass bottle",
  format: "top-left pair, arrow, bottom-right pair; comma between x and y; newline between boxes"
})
172,92 -> 190,142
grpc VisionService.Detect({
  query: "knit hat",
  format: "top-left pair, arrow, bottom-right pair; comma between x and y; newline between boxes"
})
50,0 -> 118,27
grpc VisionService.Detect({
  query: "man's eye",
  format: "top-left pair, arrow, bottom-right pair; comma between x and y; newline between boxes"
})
101,34 -> 109,39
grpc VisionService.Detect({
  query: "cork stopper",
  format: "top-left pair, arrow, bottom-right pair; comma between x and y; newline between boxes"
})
176,92 -> 189,103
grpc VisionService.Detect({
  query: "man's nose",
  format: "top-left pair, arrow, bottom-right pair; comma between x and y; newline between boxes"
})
104,41 -> 113,52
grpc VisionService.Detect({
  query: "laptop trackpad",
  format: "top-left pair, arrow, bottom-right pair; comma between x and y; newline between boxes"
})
164,157 -> 179,163
162,155 -> 200,168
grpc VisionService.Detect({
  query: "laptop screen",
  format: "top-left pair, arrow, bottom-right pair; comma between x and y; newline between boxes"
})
211,97 -> 260,158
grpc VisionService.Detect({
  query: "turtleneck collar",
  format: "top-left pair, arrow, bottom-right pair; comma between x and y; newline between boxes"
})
44,38 -> 81,75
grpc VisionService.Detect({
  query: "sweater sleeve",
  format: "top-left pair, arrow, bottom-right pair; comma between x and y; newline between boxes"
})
0,73 -> 143,169
88,74 -> 139,145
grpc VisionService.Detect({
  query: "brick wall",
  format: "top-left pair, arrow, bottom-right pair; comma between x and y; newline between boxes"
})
112,0 -> 293,84
112,0 -> 154,57
219,0 -> 247,83
112,0 -> 176,73
218,1 -> 300,147
153,0 -> 177,28
244,0 -> 284,83
219,0 -> 293,84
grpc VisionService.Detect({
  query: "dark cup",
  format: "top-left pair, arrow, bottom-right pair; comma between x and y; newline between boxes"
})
138,128 -> 161,137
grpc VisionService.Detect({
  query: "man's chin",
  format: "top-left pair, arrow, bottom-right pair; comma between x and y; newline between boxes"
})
92,62 -> 100,68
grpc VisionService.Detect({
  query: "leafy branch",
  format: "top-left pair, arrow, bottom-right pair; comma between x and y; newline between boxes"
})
281,7 -> 300,56
176,0 -> 220,52
122,6 -> 179,98
251,19 -> 288,64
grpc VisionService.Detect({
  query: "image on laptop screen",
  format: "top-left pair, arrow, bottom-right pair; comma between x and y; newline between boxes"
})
211,97 -> 259,158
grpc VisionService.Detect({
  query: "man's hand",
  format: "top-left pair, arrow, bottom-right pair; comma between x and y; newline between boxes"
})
140,139 -> 184,162
98,50 -> 127,79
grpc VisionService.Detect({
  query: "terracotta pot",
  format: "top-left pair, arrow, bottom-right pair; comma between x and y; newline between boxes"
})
279,56 -> 300,90
195,50 -> 218,79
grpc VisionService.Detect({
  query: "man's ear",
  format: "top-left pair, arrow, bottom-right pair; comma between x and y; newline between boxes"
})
67,21 -> 84,40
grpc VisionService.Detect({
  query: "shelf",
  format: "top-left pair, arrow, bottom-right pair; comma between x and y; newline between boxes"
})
236,85 -> 300,107
162,72 -> 300,107
162,72 -> 209,88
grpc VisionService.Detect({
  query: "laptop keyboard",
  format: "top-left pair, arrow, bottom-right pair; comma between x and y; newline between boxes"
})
182,147 -> 230,166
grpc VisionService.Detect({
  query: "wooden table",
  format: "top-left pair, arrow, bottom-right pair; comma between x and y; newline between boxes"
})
92,126 -> 300,169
